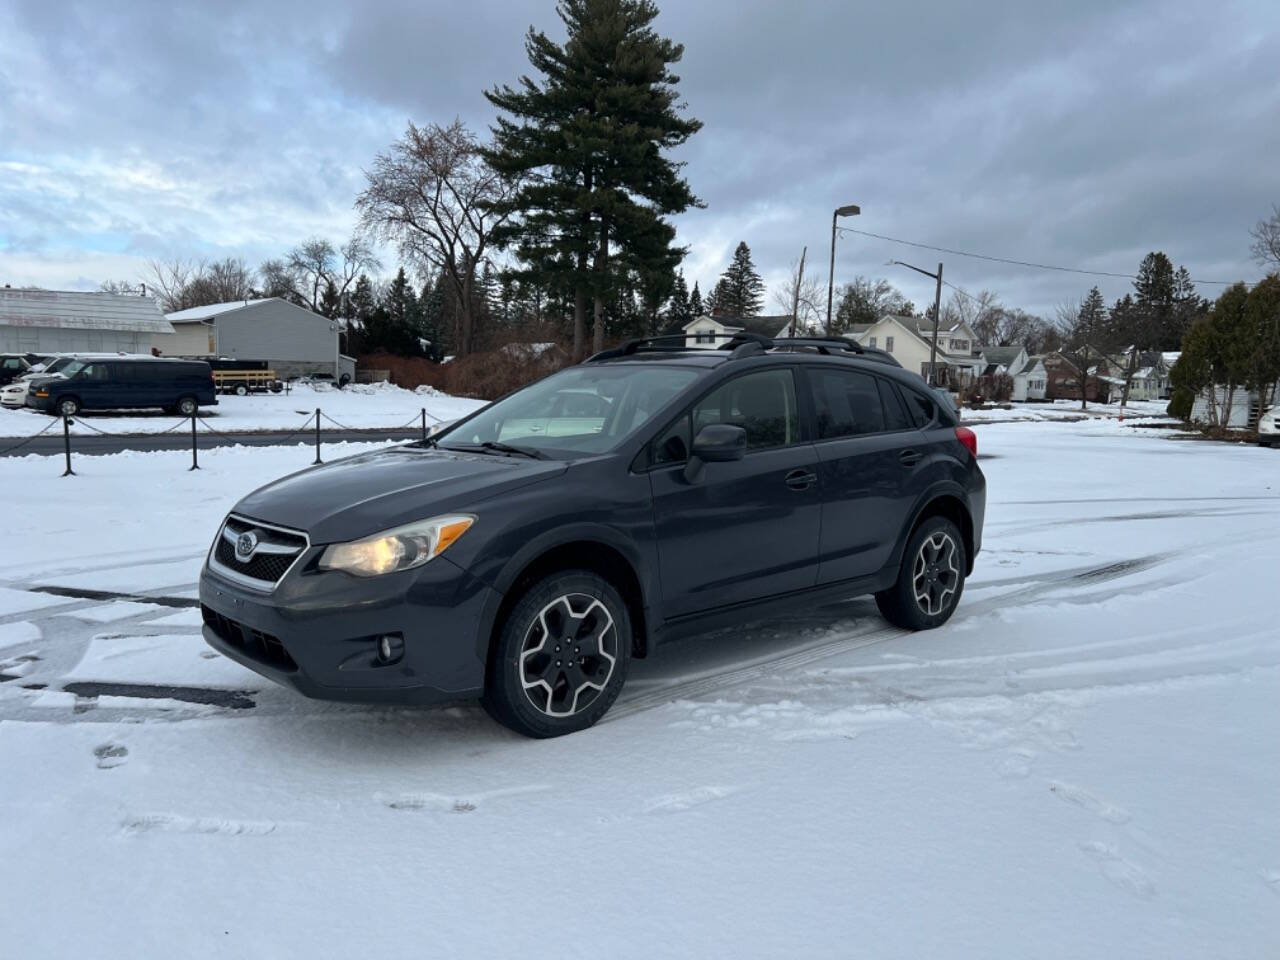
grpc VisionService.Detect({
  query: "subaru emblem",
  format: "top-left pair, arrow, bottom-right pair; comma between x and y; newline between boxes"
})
235,530 -> 259,561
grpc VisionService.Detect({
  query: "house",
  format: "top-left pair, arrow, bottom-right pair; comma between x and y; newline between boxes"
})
1042,351 -> 1116,403
0,287 -> 173,355
980,345 -> 1028,379
679,314 -> 797,347
156,298 -> 354,380
1190,381 -> 1280,428
851,315 -> 985,387
1011,355 -> 1048,402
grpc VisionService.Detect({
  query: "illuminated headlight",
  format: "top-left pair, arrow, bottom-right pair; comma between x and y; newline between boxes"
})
317,514 -> 474,577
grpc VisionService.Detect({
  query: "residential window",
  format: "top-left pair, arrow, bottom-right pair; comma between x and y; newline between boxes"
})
690,368 -> 799,451
808,369 -> 886,439
952,339 -> 969,353
869,336 -> 877,348
885,336 -> 894,353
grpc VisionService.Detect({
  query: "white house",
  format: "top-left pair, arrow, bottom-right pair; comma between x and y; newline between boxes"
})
981,345 -> 1029,379
851,315 -> 985,386
680,314 -> 797,347
1011,355 -> 1048,401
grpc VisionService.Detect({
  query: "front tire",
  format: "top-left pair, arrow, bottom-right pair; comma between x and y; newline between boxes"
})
482,570 -> 631,738
875,516 -> 967,630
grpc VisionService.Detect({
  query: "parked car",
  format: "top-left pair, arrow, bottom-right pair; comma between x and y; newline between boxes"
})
0,354 -> 31,386
1258,405 -> 1279,447
200,334 -> 985,738
26,357 -> 217,417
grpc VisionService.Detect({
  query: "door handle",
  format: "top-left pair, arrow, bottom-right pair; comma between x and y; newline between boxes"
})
898,449 -> 923,466
784,469 -> 817,490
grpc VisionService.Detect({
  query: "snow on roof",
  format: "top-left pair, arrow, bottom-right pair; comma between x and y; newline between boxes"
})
166,298 -> 275,323
0,288 -> 173,334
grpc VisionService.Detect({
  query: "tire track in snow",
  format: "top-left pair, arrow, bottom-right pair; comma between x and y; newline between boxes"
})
609,553 -> 1174,722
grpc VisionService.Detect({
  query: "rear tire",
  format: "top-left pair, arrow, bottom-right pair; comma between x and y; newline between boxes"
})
482,570 -> 630,738
234,384 -> 249,397
875,516 -> 967,631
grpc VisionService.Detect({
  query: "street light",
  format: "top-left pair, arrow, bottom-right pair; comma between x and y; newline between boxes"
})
826,204 -> 861,334
888,259 -> 945,386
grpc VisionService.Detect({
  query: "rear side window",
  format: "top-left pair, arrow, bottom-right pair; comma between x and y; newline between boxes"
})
903,390 -> 936,428
808,369 -> 885,438
878,379 -> 913,432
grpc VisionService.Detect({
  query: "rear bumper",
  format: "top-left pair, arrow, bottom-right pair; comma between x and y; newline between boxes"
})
199,554 -> 498,704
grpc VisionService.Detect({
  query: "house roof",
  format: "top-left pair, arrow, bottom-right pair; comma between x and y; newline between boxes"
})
0,288 -> 173,334
682,314 -> 795,338
166,298 -> 275,323
982,346 -> 1025,368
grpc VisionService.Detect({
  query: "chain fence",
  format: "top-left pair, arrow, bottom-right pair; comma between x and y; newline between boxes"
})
0,406 -> 452,476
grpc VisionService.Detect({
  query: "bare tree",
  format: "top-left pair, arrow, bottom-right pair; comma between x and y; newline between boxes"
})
773,249 -> 824,336
832,276 -> 914,333
257,258 -> 300,301
356,119 -> 518,356
145,257 -> 253,312
99,280 -> 144,296
1055,290 -> 1108,411
1250,203 -> 1280,268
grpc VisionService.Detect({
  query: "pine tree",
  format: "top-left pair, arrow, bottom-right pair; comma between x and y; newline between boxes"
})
350,274 -> 376,323
420,275 -> 446,359
688,281 -> 704,319
319,279 -> 341,319
667,271 -> 691,327
713,241 -> 766,317
485,0 -> 702,358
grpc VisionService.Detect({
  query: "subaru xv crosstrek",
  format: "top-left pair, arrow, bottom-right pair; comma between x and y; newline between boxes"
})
199,334 -> 985,737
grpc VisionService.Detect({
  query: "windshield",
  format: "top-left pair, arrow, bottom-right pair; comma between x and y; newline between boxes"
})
61,360 -> 90,378
440,364 -> 699,457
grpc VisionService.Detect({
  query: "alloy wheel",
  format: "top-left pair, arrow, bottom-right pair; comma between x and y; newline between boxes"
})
913,531 -> 960,616
519,592 -> 618,718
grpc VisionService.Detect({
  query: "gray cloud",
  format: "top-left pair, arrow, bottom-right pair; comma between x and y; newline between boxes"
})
1,0 -> 1275,314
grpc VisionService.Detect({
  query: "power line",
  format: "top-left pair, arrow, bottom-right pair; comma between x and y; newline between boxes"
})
836,226 -> 1252,287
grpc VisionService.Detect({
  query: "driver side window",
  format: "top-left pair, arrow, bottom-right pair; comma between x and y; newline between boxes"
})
651,369 -> 799,466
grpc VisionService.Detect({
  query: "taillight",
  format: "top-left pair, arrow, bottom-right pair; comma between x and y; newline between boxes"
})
955,426 -> 977,458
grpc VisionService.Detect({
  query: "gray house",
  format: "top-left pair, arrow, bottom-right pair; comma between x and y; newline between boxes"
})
157,298 -> 354,380
0,288 -> 173,354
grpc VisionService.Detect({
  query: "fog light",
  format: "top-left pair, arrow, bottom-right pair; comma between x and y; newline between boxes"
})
375,633 -> 404,665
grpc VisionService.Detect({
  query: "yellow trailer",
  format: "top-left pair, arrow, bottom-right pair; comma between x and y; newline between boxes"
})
212,370 -> 284,395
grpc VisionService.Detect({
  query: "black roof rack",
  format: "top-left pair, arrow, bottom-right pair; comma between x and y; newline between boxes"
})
584,331 -> 900,367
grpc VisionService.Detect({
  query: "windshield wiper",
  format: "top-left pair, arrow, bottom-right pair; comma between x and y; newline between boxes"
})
440,441 -> 547,460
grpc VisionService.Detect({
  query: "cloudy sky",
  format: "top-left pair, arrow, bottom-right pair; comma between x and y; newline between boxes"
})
1,0 -> 1276,316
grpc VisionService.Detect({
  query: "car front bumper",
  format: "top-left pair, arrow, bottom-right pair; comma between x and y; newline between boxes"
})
199,554 -> 499,705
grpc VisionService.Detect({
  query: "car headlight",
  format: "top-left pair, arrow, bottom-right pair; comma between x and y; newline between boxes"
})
317,514 -> 475,577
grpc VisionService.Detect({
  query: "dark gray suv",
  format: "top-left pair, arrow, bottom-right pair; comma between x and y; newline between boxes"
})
200,334 -> 985,737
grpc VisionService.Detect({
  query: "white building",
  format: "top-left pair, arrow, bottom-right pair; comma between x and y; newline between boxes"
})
0,288 -> 172,355
851,315 -> 985,386
679,314 -> 797,347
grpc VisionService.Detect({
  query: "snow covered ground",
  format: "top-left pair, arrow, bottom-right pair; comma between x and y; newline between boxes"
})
0,381 -> 487,437
1,421 -> 1277,959
961,397 -> 1172,422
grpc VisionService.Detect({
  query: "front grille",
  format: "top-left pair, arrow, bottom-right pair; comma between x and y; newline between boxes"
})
209,514 -> 308,589
202,605 -> 298,672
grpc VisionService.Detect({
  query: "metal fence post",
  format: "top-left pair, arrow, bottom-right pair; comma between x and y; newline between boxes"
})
189,413 -> 200,470
61,415 -> 75,477
421,407 -> 427,442
313,408 -> 322,464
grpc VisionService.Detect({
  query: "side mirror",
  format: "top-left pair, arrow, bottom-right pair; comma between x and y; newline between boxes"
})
683,423 -> 746,483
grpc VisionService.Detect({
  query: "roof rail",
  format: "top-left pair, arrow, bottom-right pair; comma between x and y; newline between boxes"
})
770,336 -> 865,354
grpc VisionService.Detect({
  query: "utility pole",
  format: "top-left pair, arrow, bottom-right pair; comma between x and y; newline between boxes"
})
889,259 -> 946,386
826,204 -> 861,334
789,246 -> 807,338
929,262 -> 943,387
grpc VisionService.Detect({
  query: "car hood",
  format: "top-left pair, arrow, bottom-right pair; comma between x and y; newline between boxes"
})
233,444 -> 568,544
